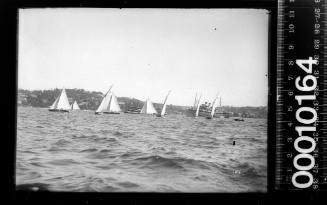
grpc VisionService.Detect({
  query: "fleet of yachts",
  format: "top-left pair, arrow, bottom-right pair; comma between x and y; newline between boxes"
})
48,86 -> 240,120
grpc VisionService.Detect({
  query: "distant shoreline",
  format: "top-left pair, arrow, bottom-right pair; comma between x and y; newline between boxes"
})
17,88 -> 267,119
17,88 -> 267,108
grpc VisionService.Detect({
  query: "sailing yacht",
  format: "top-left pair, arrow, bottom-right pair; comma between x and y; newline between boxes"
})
186,93 -> 199,117
49,88 -> 71,112
157,90 -> 171,117
140,98 -> 157,115
95,86 -> 112,114
71,100 -> 80,110
186,93 -> 206,117
124,106 -> 142,114
104,92 -> 121,114
195,95 -> 202,118
206,97 -> 218,119
213,97 -> 230,118
213,97 -> 223,118
95,86 -> 121,114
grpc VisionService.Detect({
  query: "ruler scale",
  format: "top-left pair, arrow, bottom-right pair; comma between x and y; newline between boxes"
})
276,0 -> 326,190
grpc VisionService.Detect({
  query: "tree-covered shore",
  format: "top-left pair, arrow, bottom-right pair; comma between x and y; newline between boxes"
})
17,88 -> 267,118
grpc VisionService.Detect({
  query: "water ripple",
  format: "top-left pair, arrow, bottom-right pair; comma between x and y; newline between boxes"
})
16,107 -> 267,192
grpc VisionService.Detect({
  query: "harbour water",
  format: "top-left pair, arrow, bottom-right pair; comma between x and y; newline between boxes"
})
16,106 -> 267,192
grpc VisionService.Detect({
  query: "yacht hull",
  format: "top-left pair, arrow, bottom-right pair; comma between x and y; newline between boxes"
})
48,109 -> 69,113
95,112 -> 120,115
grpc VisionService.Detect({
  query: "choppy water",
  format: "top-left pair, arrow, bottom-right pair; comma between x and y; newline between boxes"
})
16,107 -> 267,192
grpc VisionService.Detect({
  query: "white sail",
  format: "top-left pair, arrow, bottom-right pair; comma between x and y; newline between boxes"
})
95,85 -> 113,113
195,95 -> 202,117
193,93 -> 198,108
72,101 -> 80,110
210,98 -> 218,118
50,96 -> 59,109
160,90 -> 171,116
107,93 -> 121,112
140,98 -> 157,114
55,88 -> 71,110
96,92 -> 111,113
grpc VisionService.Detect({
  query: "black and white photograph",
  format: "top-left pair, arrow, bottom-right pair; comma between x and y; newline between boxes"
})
16,8 -> 269,192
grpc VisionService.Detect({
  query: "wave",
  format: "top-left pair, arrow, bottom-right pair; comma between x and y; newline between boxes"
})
30,162 -> 48,168
71,134 -> 119,144
71,134 -> 98,139
193,175 -> 209,182
86,151 -> 116,160
103,185 -> 119,192
53,139 -> 71,146
48,159 -> 81,166
235,162 -> 264,178
136,155 -> 185,170
93,136 -> 118,143
24,171 -> 42,180
80,148 -> 98,153
47,146 -> 68,152
99,149 -> 111,153
135,155 -> 215,171
246,136 -> 265,143
199,131 -> 213,135
21,150 -> 39,154
16,162 -> 29,171
113,131 -> 123,136
95,165 -> 113,170
156,184 -> 182,192
120,150 -> 143,159
116,181 -> 140,188
99,130 -> 123,136
17,108 -> 267,192
149,146 -> 167,152
197,122 -> 208,127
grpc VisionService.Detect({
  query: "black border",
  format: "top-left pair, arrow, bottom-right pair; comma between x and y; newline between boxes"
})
5,0 -> 317,204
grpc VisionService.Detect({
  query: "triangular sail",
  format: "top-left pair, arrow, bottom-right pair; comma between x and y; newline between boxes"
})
95,85 -> 113,113
140,100 -> 147,113
147,100 -> 158,114
195,95 -> 202,117
96,93 -> 111,113
193,93 -> 198,109
160,90 -> 171,116
218,97 -> 222,113
72,101 -> 80,110
210,97 -> 218,118
56,88 -> 71,110
107,93 -> 121,112
140,98 -> 157,114
50,96 -> 59,109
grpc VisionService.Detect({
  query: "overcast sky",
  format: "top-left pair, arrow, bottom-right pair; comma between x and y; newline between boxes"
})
18,8 -> 269,107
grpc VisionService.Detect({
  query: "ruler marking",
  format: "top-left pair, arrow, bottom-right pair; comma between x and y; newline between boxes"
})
275,0 -> 327,190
